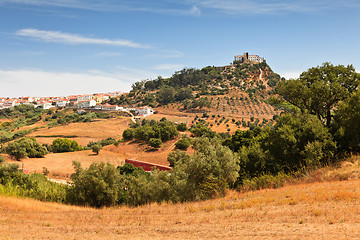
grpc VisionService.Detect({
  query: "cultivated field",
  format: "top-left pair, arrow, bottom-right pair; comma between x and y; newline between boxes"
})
0,179 -> 359,239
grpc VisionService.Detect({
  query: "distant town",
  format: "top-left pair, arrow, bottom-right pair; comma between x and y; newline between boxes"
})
0,91 -> 154,117
0,52 -> 265,117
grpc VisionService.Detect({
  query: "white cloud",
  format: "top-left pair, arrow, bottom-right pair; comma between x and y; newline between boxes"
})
0,68 -> 138,97
93,52 -> 124,57
16,28 -> 149,48
186,0 -> 360,14
1,0 -> 201,16
279,71 -> 301,79
154,64 -> 185,70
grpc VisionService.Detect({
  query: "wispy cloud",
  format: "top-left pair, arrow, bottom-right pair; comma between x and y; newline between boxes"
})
186,0 -> 360,14
16,28 -> 149,48
1,0 -> 201,16
93,52 -> 124,58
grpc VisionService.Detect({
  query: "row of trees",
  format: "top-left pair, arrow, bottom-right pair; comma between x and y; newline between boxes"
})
68,136 -> 239,207
3,137 -> 84,160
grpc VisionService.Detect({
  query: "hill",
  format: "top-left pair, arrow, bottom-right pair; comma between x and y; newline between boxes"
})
107,62 -> 283,132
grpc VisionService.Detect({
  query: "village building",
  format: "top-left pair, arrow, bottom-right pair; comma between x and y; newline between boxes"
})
77,100 -> 96,109
3,99 -> 17,108
135,106 -> 154,117
77,94 -> 93,102
56,99 -> 70,108
35,101 -> 52,109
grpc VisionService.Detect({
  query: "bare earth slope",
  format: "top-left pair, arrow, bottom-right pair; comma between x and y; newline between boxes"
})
1,180 -> 359,239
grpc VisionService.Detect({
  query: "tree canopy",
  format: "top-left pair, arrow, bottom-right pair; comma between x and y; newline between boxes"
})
278,62 -> 360,126
5,137 -> 48,161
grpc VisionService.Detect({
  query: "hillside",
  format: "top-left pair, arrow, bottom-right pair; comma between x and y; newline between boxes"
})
1,177 -> 359,239
108,62 -> 283,132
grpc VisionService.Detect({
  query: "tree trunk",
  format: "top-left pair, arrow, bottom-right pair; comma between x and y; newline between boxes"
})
326,109 -> 331,127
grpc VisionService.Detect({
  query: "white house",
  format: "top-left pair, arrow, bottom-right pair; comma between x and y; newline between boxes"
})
35,101 -> 52,109
56,99 -> 70,108
101,103 -> 122,111
3,99 -> 17,108
77,94 -> 93,102
78,100 -> 96,109
135,106 -> 154,116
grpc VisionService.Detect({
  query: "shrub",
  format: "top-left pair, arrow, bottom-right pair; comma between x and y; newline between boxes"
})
122,128 -> 135,141
176,123 -> 187,132
190,123 -> 216,138
167,149 -> 190,167
149,138 -> 162,149
91,144 -> 102,155
175,138 -> 191,150
5,138 -> 48,160
0,163 -> 66,203
67,161 -> 122,208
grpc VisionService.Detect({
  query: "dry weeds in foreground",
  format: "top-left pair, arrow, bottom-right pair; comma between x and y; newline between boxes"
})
0,180 -> 359,239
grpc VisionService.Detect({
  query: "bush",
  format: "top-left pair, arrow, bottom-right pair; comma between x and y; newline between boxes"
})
91,144 -> 102,155
167,149 -> 190,167
122,128 -> 135,141
67,161 -> 122,208
0,163 -> 66,203
190,123 -> 216,138
176,123 -> 187,132
149,138 -> 162,149
125,120 -> 179,147
171,137 -> 240,201
175,138 -> 191,150
5,138 -> 48,160
87,137 -> 117,148
50,138 -> 83,153
0,155 -> 4,163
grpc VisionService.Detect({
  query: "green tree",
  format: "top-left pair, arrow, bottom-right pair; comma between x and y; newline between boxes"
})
176,123 -> 188,132
278,62 -> 360,126
190,123 -> 216,138
5,138 -> 48,161
171,137 -> 239,201
91,144 -> 102,155
334,90 -> 360,152
157,86 -> 175,105
149,138 -> 162,149
175,138 -> 191,150
67,161 -> 122,208
175,87 -> 193,101
167,149 -> 190,167
50,138 -> 83,153
122,128 -> 135,141
263,113 -> 336,172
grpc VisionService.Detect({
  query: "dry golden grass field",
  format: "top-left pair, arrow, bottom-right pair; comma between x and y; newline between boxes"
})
28,117 -> 131,146
5,149 -> 126,179
0,179 -> 359,240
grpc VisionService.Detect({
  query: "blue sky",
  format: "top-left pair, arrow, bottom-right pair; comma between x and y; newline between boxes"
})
0,0 -> 359,97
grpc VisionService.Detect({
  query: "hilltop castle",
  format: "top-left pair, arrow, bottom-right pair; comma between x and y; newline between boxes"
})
234,52 -> 265,64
